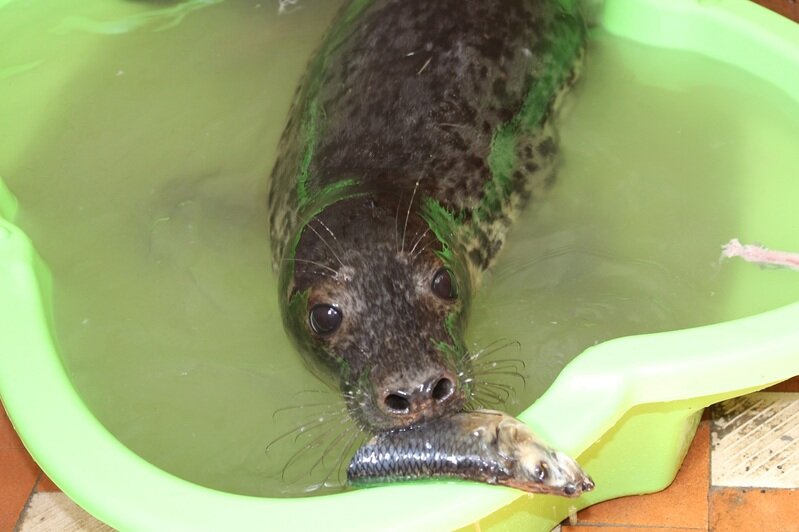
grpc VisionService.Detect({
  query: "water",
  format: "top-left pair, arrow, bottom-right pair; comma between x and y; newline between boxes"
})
469,31 -> 799,412
2,1 -> 799,498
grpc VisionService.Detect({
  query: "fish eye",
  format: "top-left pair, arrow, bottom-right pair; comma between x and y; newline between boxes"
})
309,304 -> 343,336
533,461 -> 549,483
431,268 -> 458,300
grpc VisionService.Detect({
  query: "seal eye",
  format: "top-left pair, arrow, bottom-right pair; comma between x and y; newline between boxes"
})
309,304 -> 342,336
431,268 -> 458,300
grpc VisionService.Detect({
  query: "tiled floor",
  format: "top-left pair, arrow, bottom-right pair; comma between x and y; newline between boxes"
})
1,376 -> 797,531
560,376 -> 799,532
1,408 -> 109,531
1,4 -> 797,532
753,0 -> 799,21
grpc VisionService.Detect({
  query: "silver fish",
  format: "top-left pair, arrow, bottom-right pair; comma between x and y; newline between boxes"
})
347,410 -> 594,497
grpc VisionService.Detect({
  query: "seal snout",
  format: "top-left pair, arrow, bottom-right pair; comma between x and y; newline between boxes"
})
377,369 -> 461,425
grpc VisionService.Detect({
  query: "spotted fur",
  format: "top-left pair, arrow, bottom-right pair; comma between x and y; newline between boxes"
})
267,0 -> 585,433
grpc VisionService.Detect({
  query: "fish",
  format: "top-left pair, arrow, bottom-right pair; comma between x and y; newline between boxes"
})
347,409 -> 594,497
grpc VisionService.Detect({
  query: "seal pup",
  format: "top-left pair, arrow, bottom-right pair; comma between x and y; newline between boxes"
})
268,0 -> 585,434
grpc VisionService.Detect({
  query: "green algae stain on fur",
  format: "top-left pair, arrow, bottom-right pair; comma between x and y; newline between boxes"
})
483,129 -> 517,222
267,0 -> 588,438
479,9 -> 586,227
296,101 -> 324,207
291,0 -> 374,209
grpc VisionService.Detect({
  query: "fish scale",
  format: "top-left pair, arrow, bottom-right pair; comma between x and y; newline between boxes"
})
348,410 -> 594,497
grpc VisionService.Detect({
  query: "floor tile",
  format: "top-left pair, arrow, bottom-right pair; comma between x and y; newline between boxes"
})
710,393 -> 799,488
563,527 -> 699,532
752,0 -> 798,22
766,375 -> 799,393
35,474 -> 61,493
571,423 -> 710,529
1,404 -> 24,450
17,492 -> 113,532
709,487 -> 799,532
0,447 -> 40,532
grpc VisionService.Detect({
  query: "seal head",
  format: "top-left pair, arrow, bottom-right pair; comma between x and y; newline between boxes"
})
279,194 -> 473,432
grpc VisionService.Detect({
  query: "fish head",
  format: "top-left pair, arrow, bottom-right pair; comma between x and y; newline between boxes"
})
495,414 -> 594,497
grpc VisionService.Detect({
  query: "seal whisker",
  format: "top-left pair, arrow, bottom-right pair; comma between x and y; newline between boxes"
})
294,268 -> 337,280
314,218 -> 344,253
416,55 -> 432,75
309,423 -> 359,476
471,390 -> 504,408
472,355 -> 526,367
473,361 -> 527,375
468,339 -> 522,363
271,407 -> 345,424
265,409 -> 347,453
473,363 -> 527,375
410,243 -> 431,263
281,258 -> 339,277
463,397 -> 481,412
472,358 -> 527,371
409,233 -> 433,261
405,229 -> 421,255
474,369 -> 528,386
400,178 -> 421,254
475,379 -> 516,394
474,388 -> 505,404
291,412 -> 348,444
473,355 -> 526,369
394,194 -> 403,253
478,338 -> 521,352
306,220 -> 346,269
292,389 -> 356,401
472,338 -> 508,352
473,385 -> 508,404
325,417 -> 369,470
466,340 -> 508,362
271,402 -> 347,421
473,368 -> 526,383
407,226 -> 429,254
472,361 -> 527,376
281,422 -> 353,482
475,381 -> 513,402
321,425 -> 366,487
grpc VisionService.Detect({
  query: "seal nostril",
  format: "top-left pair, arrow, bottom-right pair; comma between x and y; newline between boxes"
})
384,393 -> 411,413
431,377 -> 454,402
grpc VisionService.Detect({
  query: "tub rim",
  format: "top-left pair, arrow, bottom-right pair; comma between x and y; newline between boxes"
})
2,0 -> 799,530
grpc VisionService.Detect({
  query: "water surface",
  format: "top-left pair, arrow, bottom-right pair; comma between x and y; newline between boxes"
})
2,0 -> 798,497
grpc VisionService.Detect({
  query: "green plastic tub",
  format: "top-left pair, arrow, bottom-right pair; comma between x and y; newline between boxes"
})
1,0 -> 798,530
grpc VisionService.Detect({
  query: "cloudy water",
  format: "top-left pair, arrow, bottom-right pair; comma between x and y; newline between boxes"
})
2,1 -> 798,497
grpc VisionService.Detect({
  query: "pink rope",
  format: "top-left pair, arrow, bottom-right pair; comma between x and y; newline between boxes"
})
721,239 -> 799,271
